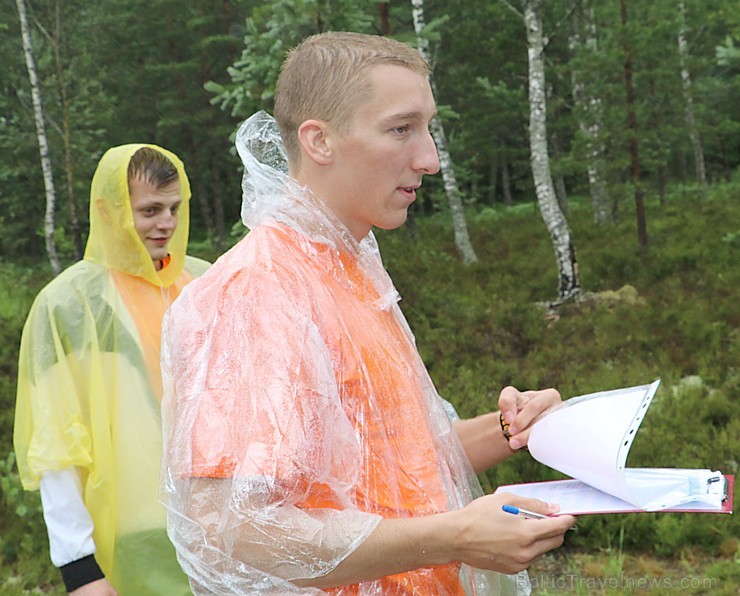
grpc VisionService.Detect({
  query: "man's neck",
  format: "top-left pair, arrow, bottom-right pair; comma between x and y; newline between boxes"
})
154,254 -> 172,271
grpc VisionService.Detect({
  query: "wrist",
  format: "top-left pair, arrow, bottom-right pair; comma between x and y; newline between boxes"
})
443,505 -> 483,566
59,554 -> 105,592
424,510 -> 461,567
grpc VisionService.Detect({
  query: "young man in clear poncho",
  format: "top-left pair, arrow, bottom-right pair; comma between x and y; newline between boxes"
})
161,32 -> 576,595
14,145 -> 210,594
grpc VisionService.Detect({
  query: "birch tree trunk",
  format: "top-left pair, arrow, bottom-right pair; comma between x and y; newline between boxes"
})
17,0 -> 61,275
569,0 -> 612,225
411,0 -> 478,264
677,0 -> 707,198
523,0 -> 580,302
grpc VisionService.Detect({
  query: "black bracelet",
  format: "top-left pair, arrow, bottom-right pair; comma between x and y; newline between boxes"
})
500,411 -> 512,442
59,554 -> 105,593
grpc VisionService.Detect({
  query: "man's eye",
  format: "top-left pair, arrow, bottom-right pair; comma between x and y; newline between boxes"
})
393,125 -> 409,134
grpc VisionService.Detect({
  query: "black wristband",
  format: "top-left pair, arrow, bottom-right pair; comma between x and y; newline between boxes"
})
59,554 -> 105,592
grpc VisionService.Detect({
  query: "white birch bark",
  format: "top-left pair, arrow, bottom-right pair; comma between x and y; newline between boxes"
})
411,0 -> 478,264
677,0 -> 707,196
523,0 -> 580,302
16,0 -> 61,275
569,1 -> 612,225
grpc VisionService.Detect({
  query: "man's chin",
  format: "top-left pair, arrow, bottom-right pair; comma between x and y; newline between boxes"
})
375,210 -> 410,233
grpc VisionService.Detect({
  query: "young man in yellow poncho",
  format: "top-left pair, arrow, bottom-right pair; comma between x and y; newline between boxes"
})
14,145 -> 210,594
160,32 -> 576,595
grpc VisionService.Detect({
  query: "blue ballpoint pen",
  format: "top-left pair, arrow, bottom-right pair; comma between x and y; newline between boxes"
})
501,504 -> 548,519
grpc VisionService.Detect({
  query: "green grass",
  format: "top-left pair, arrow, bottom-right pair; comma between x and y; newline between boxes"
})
379,186 -> 739,592
1,183 -> 738,592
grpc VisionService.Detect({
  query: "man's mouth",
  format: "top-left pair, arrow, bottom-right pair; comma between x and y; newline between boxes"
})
400,184 -> 420,197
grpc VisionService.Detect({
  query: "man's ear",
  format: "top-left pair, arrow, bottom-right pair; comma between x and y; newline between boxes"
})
297,119 -> 333,166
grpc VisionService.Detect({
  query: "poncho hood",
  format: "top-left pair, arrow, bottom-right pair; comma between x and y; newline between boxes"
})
83,143 -> 191,288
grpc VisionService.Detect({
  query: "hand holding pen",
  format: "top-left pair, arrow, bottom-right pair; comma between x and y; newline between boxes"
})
451,493 -> 578,574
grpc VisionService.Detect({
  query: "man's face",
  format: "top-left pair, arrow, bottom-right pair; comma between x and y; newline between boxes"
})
325,64 -> 440,241
129,174 -> 181,267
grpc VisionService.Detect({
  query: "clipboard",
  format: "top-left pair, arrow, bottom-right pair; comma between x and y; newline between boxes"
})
495,474 -> 733,515
494,381 -> 733,515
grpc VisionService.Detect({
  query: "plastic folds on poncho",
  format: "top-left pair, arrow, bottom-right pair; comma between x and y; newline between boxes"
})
161,112 -> 528,595
14,144 -> 210,594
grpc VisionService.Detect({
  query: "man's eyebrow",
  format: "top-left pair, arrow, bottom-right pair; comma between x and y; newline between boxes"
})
137,199 -> 182,208
384,110 -> 437,122
383,110 -> 429,122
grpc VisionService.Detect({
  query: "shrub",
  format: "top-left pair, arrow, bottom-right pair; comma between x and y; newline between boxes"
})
378,187 -> 739,557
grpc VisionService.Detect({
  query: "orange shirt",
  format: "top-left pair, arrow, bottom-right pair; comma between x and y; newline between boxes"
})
177,224 -> 465,594
111,257 -> 193,400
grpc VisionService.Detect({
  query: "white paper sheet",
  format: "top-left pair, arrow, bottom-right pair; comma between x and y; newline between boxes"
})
496,380 -> 729,514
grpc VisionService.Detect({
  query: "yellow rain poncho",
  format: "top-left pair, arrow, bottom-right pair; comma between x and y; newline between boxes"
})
160,113 -> 527,594
14,144 -> 210,594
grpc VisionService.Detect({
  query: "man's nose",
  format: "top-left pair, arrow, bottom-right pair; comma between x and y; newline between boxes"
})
157,212 -> 177,230
416,128 -> 441,175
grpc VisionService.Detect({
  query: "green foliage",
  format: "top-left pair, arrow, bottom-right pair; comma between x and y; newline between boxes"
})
377,185 -> 739,558
1,0 -> 247,258
0,262 -> 62,593
207,0 -> 376,120
2,0 -> 739,261
0,452 -> 64,594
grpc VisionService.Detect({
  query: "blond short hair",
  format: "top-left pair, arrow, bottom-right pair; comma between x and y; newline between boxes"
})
274,31 -> 430,166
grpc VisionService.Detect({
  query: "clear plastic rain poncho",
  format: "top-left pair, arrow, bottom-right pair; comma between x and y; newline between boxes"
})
161,112 -> 528,595
14,144 -> 210,594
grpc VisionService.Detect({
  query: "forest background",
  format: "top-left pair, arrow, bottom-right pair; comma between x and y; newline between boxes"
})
1,0 -> 738,593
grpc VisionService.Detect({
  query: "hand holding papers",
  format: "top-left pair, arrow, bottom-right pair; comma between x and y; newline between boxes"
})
494,380 -> 733,515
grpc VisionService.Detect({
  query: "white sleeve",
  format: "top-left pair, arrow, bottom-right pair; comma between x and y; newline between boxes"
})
39,467 -> 96,567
